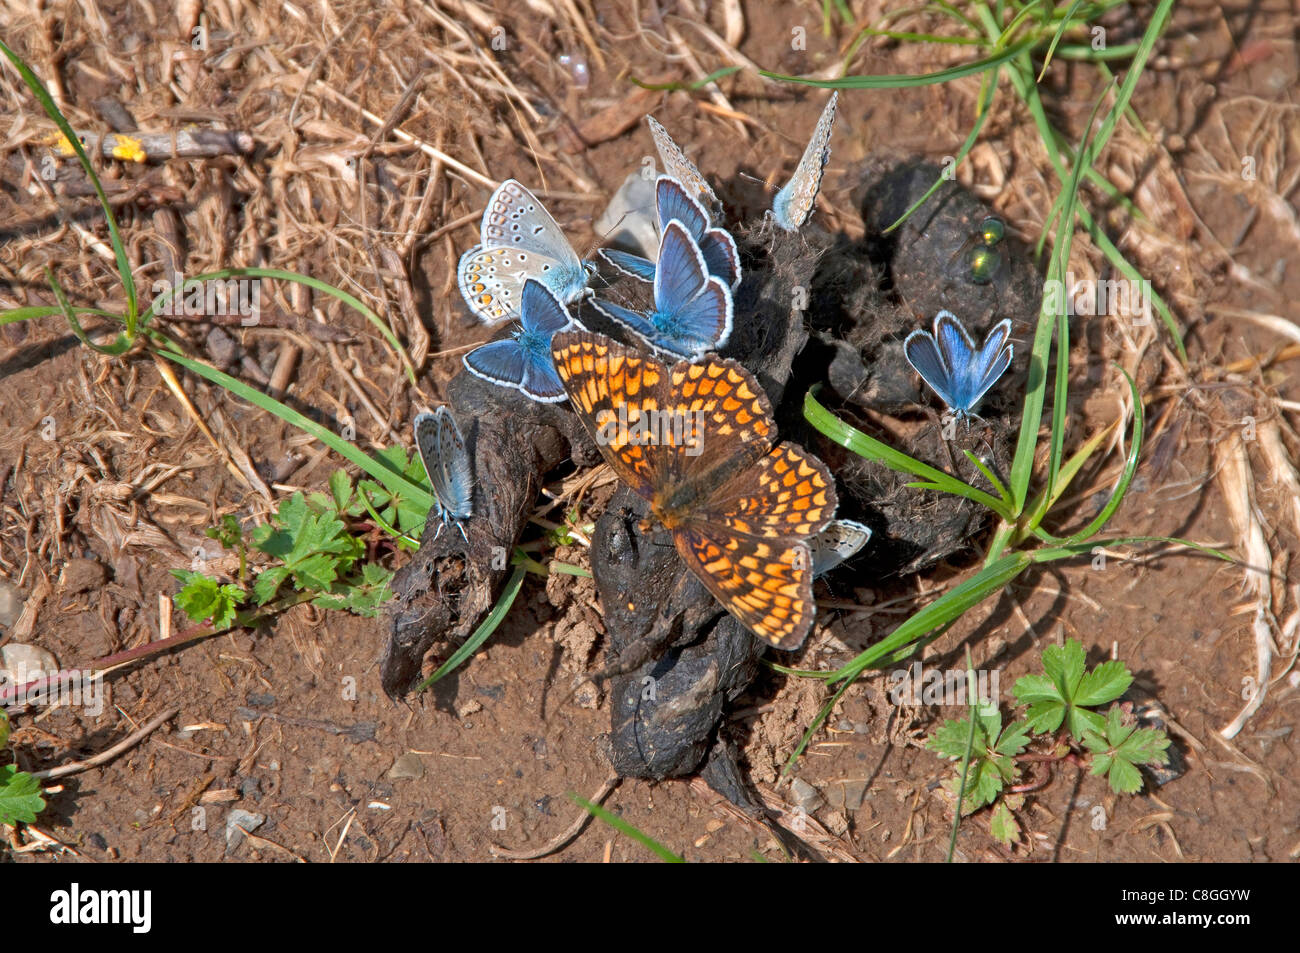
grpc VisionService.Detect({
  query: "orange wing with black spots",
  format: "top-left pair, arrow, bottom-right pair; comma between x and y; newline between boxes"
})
553,330 -> 839,650
552,331 -> 776,500
696,442 -> 837,540
673,527 -> 818,650
552,330 -> 673,495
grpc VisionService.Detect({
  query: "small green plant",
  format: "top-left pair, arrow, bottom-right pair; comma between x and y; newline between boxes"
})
171,466 -> 405,630
927,638 -> 1170,845
0,710 -> 46,827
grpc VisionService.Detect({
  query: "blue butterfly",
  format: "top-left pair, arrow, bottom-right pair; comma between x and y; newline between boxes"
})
771,92 -> 838,232
904,310 -> 1013,420
413,406 -> 474,541
457,180 -> 594,324
590,219 -> 732,361
810,518 -> 872,577
599,176 -> 741,289
463,278 -> 584,402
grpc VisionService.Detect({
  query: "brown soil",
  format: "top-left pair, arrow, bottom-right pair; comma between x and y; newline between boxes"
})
1,1 -> 1297,862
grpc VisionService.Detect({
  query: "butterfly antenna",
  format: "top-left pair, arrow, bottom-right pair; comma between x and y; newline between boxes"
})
737,169 -> 776,193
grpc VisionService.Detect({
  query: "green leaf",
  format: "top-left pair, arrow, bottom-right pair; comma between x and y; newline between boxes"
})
994,719 -> 1032,758
170,570 -> 245,629
251,565 -> 291,606
0,764 -> 46,825
1083,705 -> 1169,794
1042,638 -> 1087,695
930,714 -> 991,760
989,800 -> 1021,845
0,708 -> 9,748
329,469 -> 353,513
1074,658 -> 1133,707
1014,639 -> 1119,740
313,562 -> 394,617
206,514 -> 243,550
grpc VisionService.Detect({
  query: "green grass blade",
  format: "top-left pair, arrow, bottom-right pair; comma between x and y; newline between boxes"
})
416,565 -> 527,691
45,269 -> 130,355
631,66 -> 741,91
884,67 -> 1000,233
1037,0 -> 1088,79
761,36 -> 1035,89
1,305 -> 118,326
151,334 -> 432,510
568,793 -> 685,862
145,267 -> 417,385
1022,417 -> 1117,531
946,649 -> 981,861
1062,367 -> 1142,543
0,38 -> 138,330
803,387 -> 1011,517
1047,85 -> 1113,502
963,449 -> 1012,504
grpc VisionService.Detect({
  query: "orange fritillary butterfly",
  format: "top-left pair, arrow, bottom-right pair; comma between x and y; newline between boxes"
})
552,330 -> 838,649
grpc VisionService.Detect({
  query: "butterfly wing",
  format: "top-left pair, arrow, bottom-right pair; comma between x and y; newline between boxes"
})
519,278 -> 573,335
434,406 -> 474,520
599,247 -> 656,283
654,220 -> 733,356
967,319 -> 1013,409
458,245 -> 528,325
464,338 -> 528,391
772,92 -> 837,231
551,331 -> 679,497
589,297 -> 662,351
478,179 -> 589,306
673,525 -> 818,649
655,177 -> 740,287
932,310 -> 983,412
698,228 -> 741,289
413,412 -> 449,524
646,116 -> 720,215
518,352 -> 570,403
905,329 -> 958,412
692,442 -> 837,542
552,333 -> 778,502
655,175 -> 709,236
810,518 -> 872,577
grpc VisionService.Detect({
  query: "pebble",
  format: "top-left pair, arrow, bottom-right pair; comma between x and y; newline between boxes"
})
824,778 -> 870,811
789,778 -> 825,813
225,809 -> 266,853
0,578 -> 23,629
387,753 -> 425,780
0,643 -> 59,685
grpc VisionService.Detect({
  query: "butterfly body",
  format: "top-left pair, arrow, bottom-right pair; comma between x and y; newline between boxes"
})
771,92 -> 838,232
464,278 -> 584,402
457,179 -> 592,324
904,310 -> 1013,420
413,407 -> 474,541
552,332 -> 837,649
600,176 -> 740,289
592,219 -> 732,361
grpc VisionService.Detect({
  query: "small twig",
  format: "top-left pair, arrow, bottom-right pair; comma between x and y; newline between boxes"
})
489,776 -> 620,860
32,705 -> 181,780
